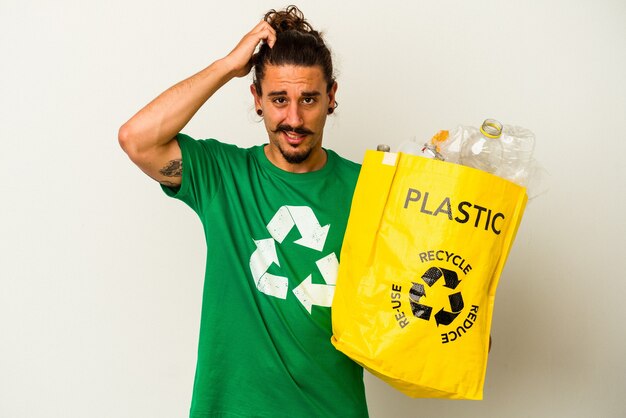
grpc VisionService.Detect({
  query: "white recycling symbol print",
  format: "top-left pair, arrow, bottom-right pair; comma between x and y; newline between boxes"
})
248,205 -> 338,314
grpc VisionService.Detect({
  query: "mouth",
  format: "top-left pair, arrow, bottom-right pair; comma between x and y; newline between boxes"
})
282,130 -> 307,145
273,124 -> 314,146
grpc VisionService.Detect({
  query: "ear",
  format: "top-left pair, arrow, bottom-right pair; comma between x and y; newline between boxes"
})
328,81 -> 338,108
250,83 -> 262,109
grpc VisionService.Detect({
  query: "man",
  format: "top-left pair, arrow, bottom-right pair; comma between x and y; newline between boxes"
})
119,6 -> 369,418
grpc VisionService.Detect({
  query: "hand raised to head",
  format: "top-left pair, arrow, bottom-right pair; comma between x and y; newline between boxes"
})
224,20 -> 276,78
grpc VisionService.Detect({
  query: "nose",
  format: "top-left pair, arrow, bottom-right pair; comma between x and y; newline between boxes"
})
284,102 -> 303,127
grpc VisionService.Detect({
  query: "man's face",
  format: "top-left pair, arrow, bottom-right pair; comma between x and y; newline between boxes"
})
252,64 -> 337,172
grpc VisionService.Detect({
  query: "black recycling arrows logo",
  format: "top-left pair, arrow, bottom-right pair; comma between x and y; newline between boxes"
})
409,266 -> 464,326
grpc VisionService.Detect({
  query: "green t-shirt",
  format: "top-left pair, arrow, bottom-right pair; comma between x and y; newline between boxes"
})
162,134 -> 368,418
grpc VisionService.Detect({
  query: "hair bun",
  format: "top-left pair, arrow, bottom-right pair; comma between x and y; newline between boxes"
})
264,5 -> 314,34
252,5 -> 335,97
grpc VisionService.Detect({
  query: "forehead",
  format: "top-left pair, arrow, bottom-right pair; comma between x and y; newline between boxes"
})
260,64 -> 326,96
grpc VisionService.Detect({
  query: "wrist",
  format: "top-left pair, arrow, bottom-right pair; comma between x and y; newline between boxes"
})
217,54 -> 250,79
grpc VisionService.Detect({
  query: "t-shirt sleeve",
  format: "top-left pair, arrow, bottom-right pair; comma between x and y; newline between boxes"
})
160,133 -> 222,214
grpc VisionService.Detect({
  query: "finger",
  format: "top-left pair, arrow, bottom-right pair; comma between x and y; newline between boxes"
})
265,28 -> 276,48
250,21 -> 276,48
249,20 -> 272,37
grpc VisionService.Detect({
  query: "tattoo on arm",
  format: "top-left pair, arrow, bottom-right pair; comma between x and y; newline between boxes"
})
159,159 -> 182,177
157,159 -> 182,188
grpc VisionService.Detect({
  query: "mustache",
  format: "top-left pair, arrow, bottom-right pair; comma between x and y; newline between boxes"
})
272,124 -> 314,136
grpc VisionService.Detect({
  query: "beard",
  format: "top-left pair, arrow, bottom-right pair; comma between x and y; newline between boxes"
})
278,143 -> 314,164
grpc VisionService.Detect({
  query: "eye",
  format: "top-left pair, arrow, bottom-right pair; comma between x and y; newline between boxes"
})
272,97 -> 287,106
302,97 -> 317,105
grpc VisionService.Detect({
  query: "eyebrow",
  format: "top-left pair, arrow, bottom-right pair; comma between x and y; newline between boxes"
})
267,90 -> 321,97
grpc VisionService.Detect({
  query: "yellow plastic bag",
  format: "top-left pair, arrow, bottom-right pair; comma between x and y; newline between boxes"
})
332,150 -> 527,400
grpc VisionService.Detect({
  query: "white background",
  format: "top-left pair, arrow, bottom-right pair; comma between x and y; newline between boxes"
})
1,0 -> 625,417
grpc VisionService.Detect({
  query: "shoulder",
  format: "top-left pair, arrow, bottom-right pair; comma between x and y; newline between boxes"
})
326,149 -> 361,176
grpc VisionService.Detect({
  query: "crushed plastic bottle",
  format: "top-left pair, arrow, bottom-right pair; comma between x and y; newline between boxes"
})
397,131 -> 449,160
459,119 -> 504,175
395,119 -> 541,191
499,125 -> 535,187
396,137 -> 427,157
439,121 -> 536,187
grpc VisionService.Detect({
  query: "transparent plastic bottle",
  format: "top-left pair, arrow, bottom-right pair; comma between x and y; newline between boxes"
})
396,131 -> 449,159
459,119 -> 504,175
499,125 -> 535,186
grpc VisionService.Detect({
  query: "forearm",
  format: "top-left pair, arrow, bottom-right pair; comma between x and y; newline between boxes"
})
118,20 -> 275,184
118,57 -> 238,157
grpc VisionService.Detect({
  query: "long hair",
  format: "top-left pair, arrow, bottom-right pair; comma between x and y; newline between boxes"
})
251,5 -> 335,95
